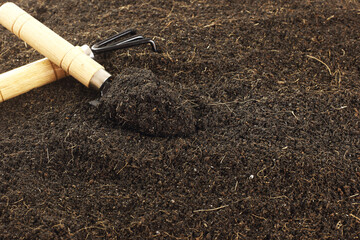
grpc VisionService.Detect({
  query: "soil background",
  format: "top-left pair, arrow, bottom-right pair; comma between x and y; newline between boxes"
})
1,0 -> 360,239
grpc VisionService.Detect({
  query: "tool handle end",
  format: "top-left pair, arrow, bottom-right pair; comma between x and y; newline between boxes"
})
0,2 -> 110,89
0,59 -> 66,102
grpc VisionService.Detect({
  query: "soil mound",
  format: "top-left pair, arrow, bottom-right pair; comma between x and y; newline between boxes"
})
99,68 -> 196,137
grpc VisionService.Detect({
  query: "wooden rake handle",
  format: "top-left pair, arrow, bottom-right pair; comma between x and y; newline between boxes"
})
0,58 -> 65,103
0,2 -> 111,90
0,46 -> 93,103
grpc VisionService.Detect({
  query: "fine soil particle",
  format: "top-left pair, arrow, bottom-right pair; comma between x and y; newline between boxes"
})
1,0 -> 360,239
99,68 -> 196,137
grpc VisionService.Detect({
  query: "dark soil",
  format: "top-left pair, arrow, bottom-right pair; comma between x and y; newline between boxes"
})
99,68 -> 196,137
1,0 -> 360,239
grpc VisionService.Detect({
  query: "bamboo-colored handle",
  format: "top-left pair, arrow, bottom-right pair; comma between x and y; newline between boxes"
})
0,45 -> 93,103
0,2 -> 111,89
0,58 -> 66,102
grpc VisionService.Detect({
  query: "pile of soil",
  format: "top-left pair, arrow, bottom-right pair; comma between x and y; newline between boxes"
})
0,0 -> 360,239
99,68 -> 196,137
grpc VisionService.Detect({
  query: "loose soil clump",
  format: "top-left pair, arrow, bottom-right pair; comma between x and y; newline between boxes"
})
99,68 -> 196,137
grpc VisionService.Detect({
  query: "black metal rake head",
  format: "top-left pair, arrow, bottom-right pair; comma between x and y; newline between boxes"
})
91,29 -> 157,54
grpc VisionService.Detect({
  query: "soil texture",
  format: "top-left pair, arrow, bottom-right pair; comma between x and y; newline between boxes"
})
0,0 -> 360,239
99,68 -> 196,137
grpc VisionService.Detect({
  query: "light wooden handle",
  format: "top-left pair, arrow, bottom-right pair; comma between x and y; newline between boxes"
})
0,45 -> 93,103
0,58 -> 66,102
0,2 -> 111,89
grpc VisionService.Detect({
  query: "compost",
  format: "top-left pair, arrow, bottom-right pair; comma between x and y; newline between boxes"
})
0,0 -> 360,239
99,68 -> 196,137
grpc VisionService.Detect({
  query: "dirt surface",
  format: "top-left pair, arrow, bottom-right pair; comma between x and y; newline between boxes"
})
0,0 -> 360,239
99,68 -> 196,137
